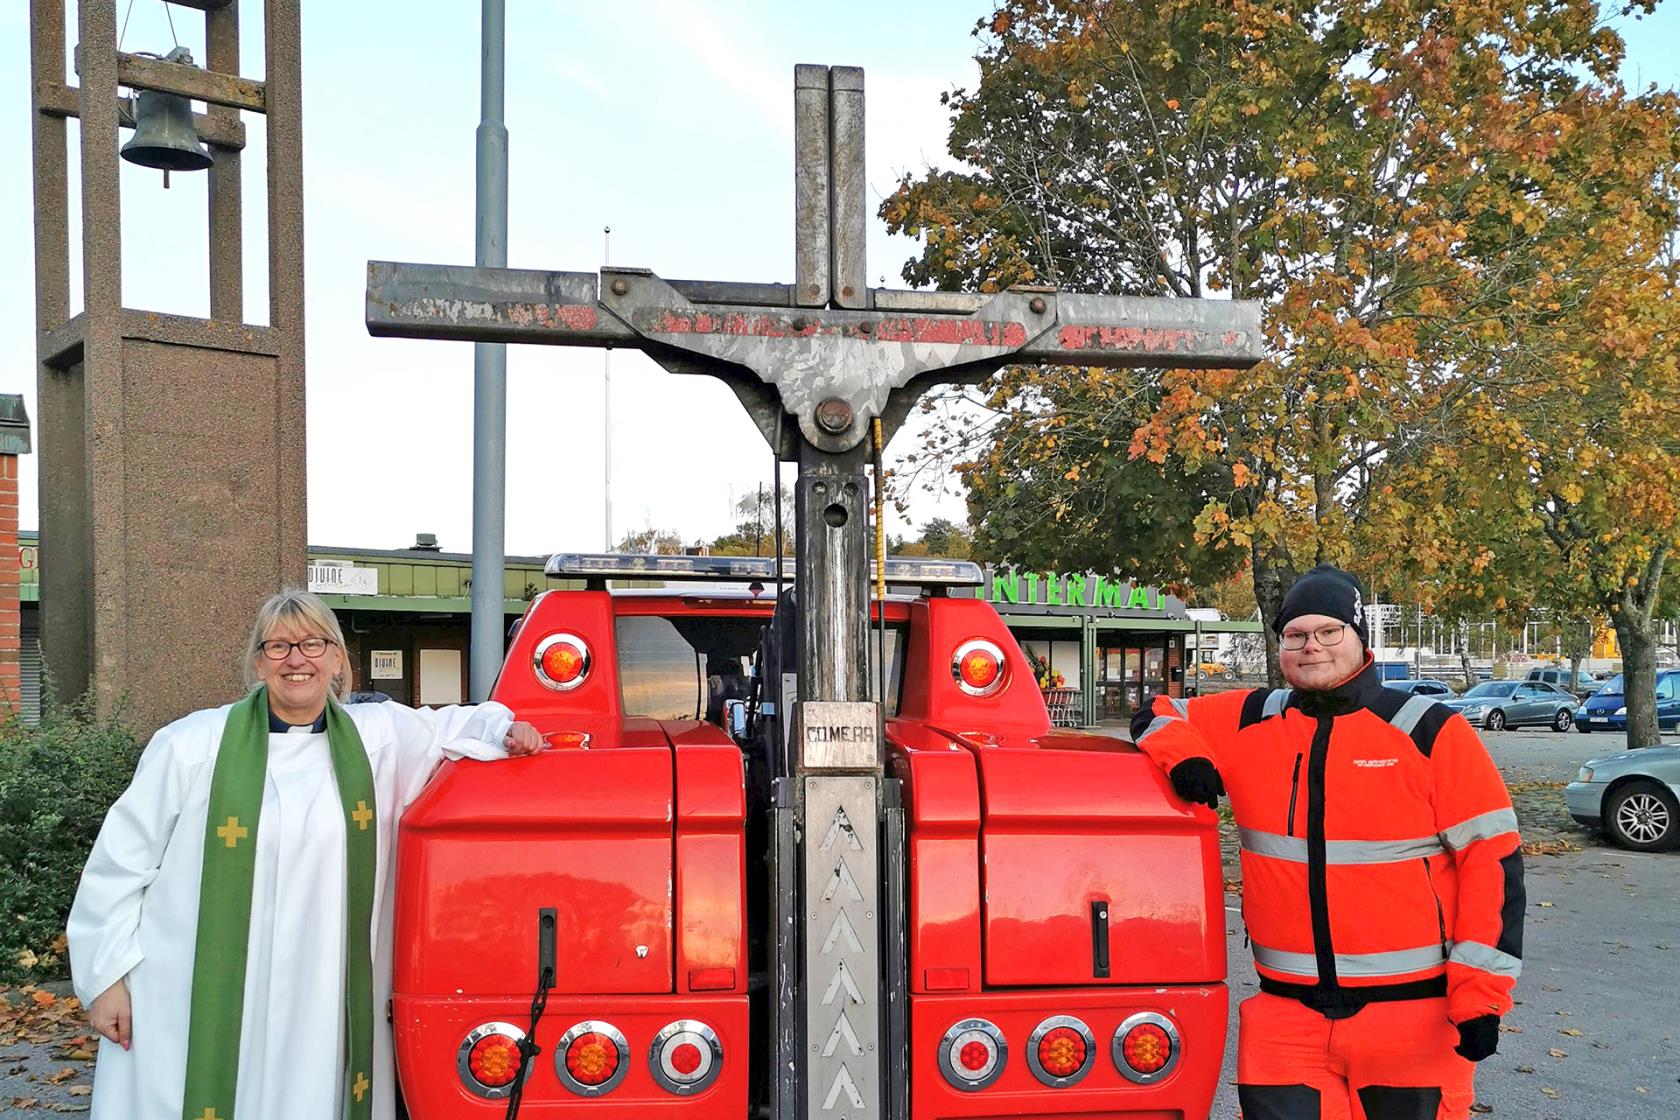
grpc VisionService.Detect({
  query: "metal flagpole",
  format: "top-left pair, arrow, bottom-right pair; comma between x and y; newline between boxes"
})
604,225 -> 614,551
469,0 -> 508,701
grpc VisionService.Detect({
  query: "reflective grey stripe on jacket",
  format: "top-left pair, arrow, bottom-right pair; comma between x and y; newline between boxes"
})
1262,688 -> 1293,718
1252,941 -> 1449,980
1449,939 -> 1522,978
1388,692 -> 1439,737
1134,715 -> 1175,745
1438,808 -> 1520,851
1238,827 -> 1445,864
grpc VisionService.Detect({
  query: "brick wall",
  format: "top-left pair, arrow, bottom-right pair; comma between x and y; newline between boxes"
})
0,454 -> 19,710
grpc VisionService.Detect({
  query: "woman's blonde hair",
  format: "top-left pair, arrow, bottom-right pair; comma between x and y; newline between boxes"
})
243,588 -> 353,701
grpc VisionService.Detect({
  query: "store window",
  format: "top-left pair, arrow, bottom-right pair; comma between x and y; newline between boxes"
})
1099,638 -> 1170,721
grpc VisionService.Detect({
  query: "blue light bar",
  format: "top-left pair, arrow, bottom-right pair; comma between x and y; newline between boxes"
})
545,553 -> 983,587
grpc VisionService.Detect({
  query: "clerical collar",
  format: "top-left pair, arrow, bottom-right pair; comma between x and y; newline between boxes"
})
267,706 -> 327,734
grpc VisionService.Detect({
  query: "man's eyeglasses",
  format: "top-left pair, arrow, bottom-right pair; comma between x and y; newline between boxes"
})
1280,624 -> 1349,651
259,637 -> 335,660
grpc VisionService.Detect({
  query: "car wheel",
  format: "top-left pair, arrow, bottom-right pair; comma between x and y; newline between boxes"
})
1485,710 -> 1507,731
1552,708 -> 1573,733
1605,781 -> 1679,852
1576,720 -> 1592,734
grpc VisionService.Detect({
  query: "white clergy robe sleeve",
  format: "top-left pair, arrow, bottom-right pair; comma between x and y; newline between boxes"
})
67,723 -> 196,1007
367,701 -> 515,810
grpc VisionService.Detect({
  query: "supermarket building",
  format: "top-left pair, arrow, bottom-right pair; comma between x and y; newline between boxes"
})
13,531 -> 1257,727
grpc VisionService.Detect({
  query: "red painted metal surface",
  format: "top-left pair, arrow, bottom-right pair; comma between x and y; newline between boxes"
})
975,737 -> 1224,988
494,589 -> 623,743
887,720 -> 982,995
400,585 -> 1222,1117
1058,322 -> 1217,356
395,993 -> 748,1119
394,746 -> 675,997
908,987 -> 1226,1120
668,722 -> 748,995
896,598 -> 1052,740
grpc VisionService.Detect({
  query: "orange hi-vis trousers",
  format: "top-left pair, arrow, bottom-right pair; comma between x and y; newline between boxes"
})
1236,992 -> 1475,1120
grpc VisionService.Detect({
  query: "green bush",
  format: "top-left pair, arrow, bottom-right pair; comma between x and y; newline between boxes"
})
0,694 -> 141,983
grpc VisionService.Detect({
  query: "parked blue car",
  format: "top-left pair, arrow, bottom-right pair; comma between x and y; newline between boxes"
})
1576,669 -> 1680,733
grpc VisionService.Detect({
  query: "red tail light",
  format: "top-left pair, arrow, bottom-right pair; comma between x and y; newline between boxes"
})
1027,1015 -> 1095,1087
534,633 -> 591,691
457,1022 -> 528,1099
1113,1011 -> 1180,1084
938,1018 -> 1006,1091
952,639 -> 1007,697
649,1020 -> 723,1095
556,1021 -> 629,1096
544,730 -> 592,750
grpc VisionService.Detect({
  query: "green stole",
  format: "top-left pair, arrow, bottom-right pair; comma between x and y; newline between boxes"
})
182,688 -> 378,1120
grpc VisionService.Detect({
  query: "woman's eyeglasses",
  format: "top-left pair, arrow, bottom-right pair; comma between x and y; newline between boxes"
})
259,637 -> 335,660
1280,624 -> 1349,651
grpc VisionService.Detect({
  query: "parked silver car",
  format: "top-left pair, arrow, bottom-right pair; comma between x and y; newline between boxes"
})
1565,746 -> 1680,851
1440,680 -> 1577,731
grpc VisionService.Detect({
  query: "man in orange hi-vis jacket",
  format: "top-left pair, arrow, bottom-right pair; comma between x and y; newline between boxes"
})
1132,564 -> 1524,1120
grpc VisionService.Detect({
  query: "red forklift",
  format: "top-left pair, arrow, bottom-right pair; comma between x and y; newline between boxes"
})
366,62 -> 1261,1120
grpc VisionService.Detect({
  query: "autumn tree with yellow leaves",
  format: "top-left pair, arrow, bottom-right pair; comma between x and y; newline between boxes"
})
883,0 -> 1679,683
1370,253 -> 1680,745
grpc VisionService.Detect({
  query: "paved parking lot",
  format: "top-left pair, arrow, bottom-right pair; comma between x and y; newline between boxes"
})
1214,728 -> 1680,1119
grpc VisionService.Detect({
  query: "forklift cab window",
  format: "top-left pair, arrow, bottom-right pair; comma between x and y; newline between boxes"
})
616,614 -> 906,724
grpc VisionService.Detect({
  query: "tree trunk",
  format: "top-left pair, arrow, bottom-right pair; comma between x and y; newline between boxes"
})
1251,544 -> 1294,688
1612,608 -> 1661,748
1611,544 -> 1670,749
1459,621 -> 1476,692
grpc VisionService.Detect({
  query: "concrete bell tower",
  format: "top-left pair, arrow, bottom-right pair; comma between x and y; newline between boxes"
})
30,0 -> 306,728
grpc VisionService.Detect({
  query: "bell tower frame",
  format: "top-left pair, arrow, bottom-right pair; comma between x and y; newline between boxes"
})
29,0 -> 306,727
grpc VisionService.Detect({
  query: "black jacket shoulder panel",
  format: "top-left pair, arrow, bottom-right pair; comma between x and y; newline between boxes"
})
1239,688 -> 1280,729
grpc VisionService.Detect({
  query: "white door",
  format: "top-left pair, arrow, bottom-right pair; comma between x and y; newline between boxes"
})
418,648 -> 464,706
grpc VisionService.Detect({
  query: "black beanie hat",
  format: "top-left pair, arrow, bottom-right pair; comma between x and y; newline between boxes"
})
1274,563 -> 1368,644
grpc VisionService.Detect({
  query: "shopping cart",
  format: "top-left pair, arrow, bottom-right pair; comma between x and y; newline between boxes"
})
1042,686 -> 1081,728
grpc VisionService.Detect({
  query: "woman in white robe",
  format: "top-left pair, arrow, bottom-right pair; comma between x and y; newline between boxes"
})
66,589 -> 543,1120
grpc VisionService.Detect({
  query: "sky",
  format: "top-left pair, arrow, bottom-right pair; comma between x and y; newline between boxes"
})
4,1 -> 1680,558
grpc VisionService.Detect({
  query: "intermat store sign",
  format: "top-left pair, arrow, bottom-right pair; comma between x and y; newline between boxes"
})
981,568 -> 1184,617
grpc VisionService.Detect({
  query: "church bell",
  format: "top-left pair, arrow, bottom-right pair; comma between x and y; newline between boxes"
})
120,48 -> 213,183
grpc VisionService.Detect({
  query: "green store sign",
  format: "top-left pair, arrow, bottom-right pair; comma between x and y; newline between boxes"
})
984,568 -> 1169,613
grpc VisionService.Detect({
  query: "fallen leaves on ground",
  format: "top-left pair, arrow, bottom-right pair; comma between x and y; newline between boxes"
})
0,987 -> 86,1047
1522,837 -> 1583,856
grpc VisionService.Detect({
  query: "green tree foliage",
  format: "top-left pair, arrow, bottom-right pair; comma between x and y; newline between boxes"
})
613,527 -> 691,555
0,695 -> 142,981
707,489 -> 797,557
894,516 -> 976,559
1369,255 -> 1680,744
884,0 -> 1672,682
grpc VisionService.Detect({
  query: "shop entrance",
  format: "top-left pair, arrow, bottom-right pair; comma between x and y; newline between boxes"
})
1099,640 -> 1169,722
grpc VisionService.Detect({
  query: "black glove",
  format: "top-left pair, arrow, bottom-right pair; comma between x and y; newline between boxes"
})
1454,1015 -> 1500,1062
1168,757 -> 1224,810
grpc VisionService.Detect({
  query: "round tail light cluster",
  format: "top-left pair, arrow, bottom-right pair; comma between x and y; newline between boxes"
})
533,633 -> 591,691
457,1022 -> 529,1099
556,1021 -> 629,1096
1113,1011 -> 1181,1083
938,1018 -> 1007,1091
1027,1015 -> 1095,1087
649,1019 -> 724,1095
952,639 -> 1008,697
